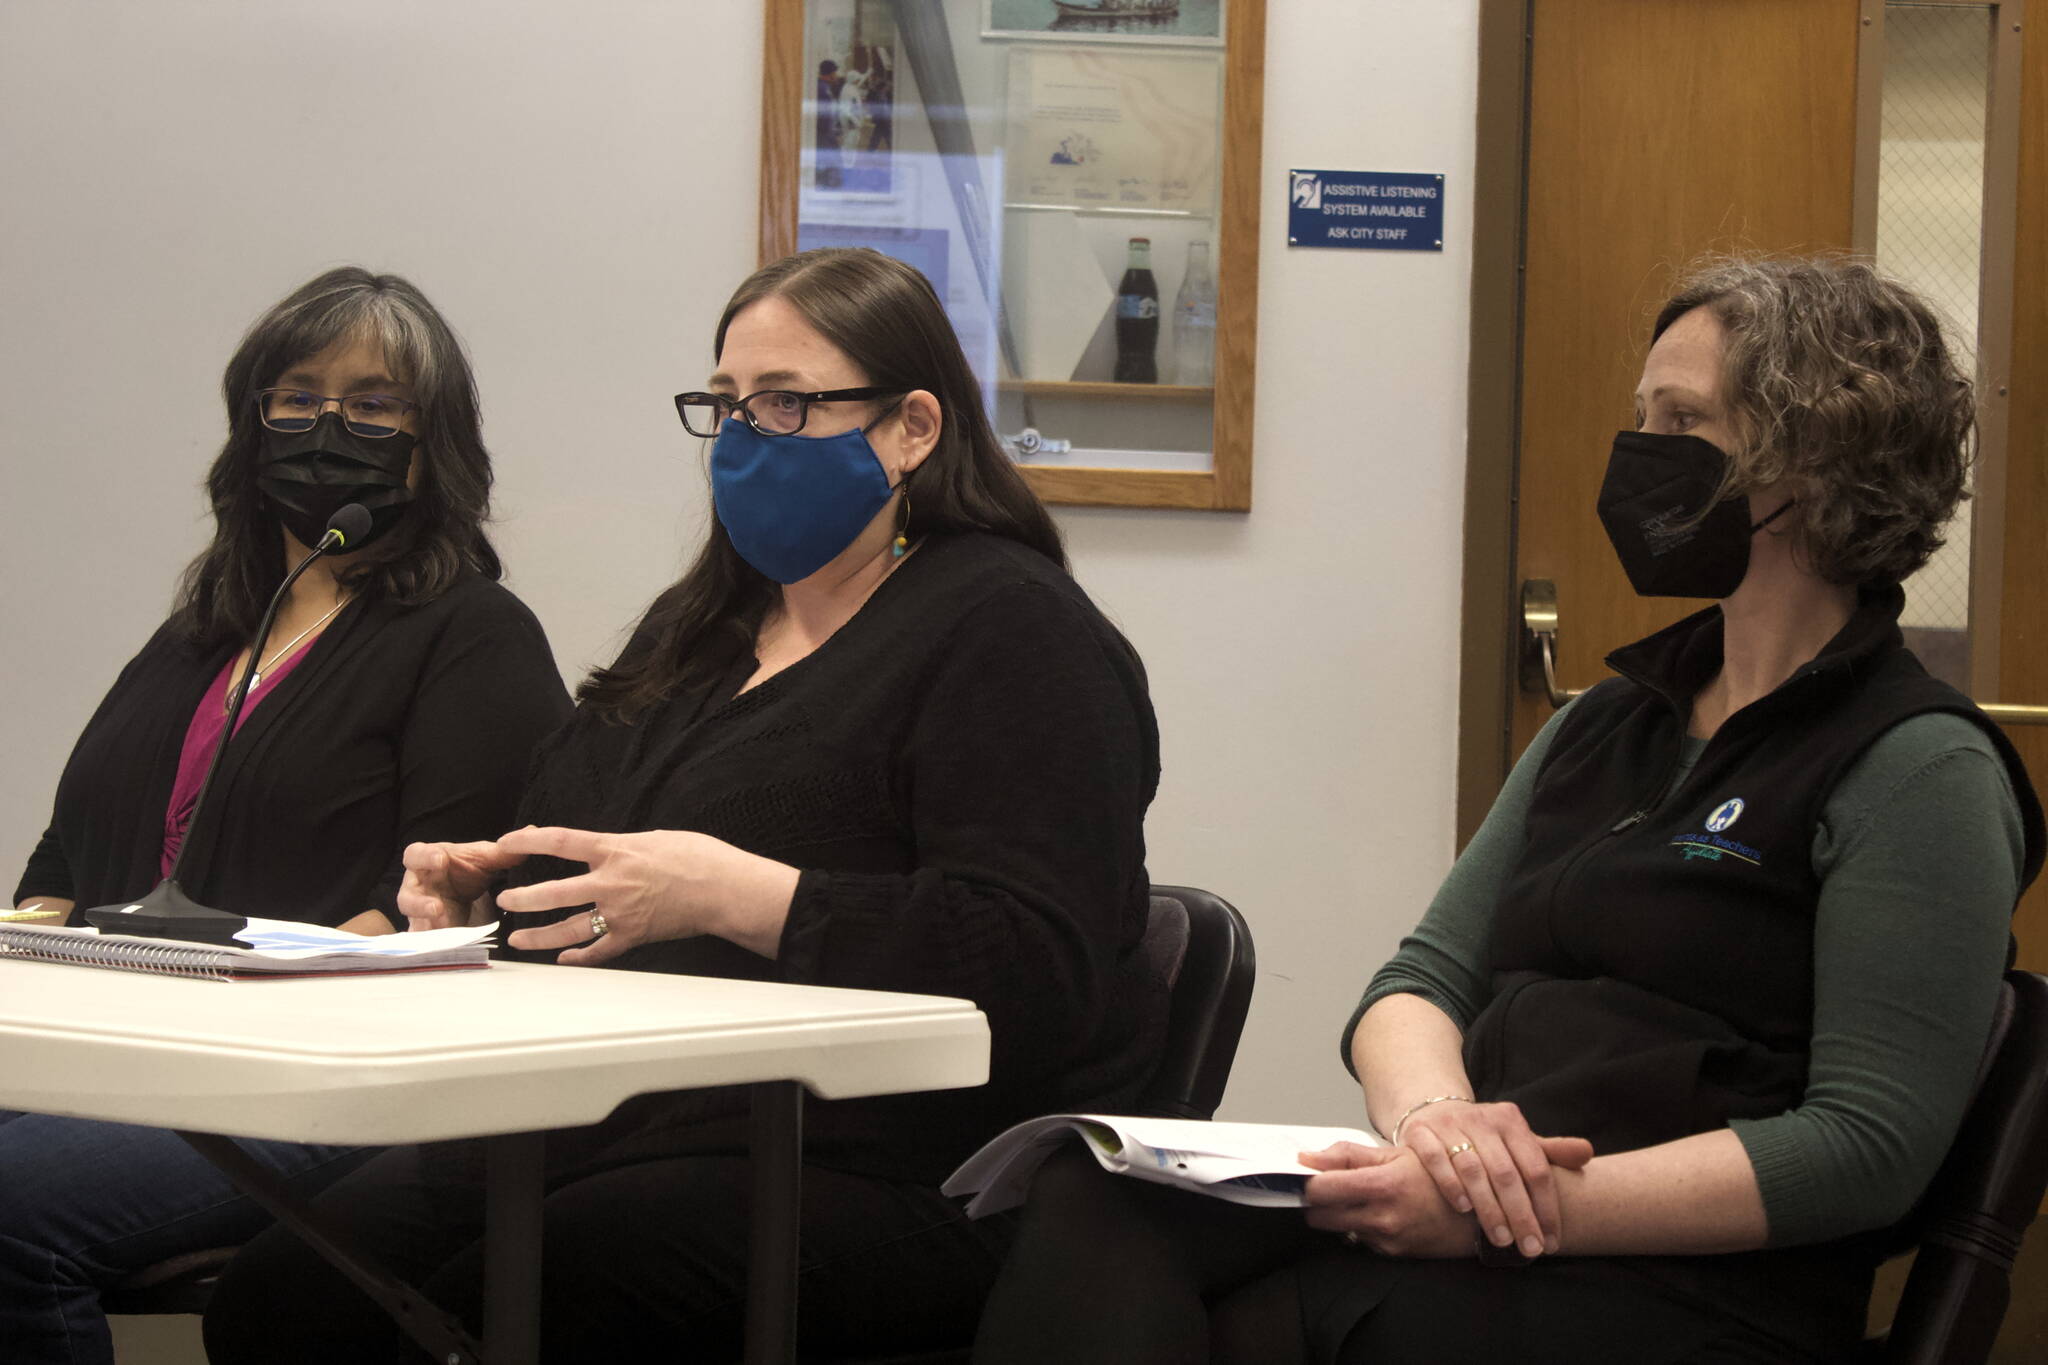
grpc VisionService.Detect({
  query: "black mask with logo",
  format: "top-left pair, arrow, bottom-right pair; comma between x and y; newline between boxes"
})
1596,430 -> 1793,599
255,412 -> 416,551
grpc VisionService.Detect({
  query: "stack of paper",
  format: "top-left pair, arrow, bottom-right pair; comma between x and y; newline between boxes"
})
944,1114 -> 1382,1217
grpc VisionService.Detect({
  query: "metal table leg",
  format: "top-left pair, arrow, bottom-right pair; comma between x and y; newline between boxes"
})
745,1081 -> 804,1365
174,1130 -> 487,1364
483,1130 -> 547,1365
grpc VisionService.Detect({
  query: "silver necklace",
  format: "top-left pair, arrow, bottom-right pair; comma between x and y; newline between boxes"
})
236,598 -> 347,701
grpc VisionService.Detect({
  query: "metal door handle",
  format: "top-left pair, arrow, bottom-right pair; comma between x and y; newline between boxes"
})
1520,579 -> 1576,709
1518,577 -> 2048,724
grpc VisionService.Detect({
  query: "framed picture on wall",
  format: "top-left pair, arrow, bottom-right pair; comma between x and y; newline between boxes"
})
1006,46 -> 1222,215
983,0 -> 1225,47
807,0 -> 900,195
762,0 -> 1265,511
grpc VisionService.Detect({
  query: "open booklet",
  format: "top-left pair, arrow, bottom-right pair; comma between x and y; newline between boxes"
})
0,917 -> 499,981
943,1114 -> 1384,1218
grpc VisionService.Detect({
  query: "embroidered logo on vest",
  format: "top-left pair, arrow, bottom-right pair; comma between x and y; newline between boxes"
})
1671,834 -> 1763,864
1671,799 -> 1762,864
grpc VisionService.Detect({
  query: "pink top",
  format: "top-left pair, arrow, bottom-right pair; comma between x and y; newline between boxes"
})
160,638 -> 319,878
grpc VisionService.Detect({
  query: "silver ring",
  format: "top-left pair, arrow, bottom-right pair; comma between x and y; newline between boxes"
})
588,911 -> 609,939
1343,1230 -> 1363,1247
1446,1141 -> 1474,1157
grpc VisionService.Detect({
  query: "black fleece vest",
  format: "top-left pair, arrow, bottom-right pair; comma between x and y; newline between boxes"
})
1462,586 -> 2044,1353
1467,585 -> 2041,1149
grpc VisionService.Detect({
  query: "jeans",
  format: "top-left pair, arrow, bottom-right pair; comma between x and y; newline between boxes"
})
0,1109 -> 369,1365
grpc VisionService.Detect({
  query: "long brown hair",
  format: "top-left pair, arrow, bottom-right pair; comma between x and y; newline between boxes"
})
579,247 -> 1065,720
176,267 -> 501,648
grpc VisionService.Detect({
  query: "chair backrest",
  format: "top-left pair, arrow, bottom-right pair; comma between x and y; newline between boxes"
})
1876,970 -> 2048,1364
829,886 -> 1257,1365
1135,884 -> 1256,1120
102,1244 -> 236,1316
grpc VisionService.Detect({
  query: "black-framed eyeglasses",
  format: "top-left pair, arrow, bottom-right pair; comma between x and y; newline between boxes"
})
257,388 -> 419,438
673,387 -> 903,438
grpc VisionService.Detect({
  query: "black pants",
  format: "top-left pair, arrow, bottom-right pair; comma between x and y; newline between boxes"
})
970,1148 -> 1824,1365
202,1139 -> 1014,1364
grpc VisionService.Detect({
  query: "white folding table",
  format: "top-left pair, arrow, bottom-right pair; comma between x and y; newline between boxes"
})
0,957 -> 990,1364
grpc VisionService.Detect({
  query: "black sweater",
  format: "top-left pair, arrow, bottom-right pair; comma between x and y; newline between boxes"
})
503,532 -> 1169,1185
17,573 -> 572,929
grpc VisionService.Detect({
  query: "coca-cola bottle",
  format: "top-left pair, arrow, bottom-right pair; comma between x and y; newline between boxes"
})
1113,237 -> 1159,383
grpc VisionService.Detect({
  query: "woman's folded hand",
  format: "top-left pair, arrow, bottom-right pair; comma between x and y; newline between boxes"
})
1300,1130 -> 1594,1259
1400,1099 -> 1593,1258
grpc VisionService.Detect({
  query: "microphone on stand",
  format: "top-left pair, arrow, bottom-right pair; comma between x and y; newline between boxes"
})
82,504 -> 374,944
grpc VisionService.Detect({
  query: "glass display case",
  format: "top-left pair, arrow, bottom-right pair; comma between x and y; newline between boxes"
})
760,0 -> 1265,509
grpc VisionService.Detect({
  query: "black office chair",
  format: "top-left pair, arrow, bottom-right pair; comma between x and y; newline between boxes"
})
825,884 -> 1256,1365
1858,969 -> 2048,1363
103,1244 -> 235,1317
104,884 -> 1259,1344
1128,884 -> 1258,1121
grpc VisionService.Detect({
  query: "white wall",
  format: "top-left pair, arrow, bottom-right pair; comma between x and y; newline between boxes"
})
1079,3 -> 1478,1121
0,1 -> 1476,1129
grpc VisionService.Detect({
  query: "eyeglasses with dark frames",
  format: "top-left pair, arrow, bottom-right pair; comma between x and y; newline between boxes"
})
673,386 -> 904,438
257,389 -> 419,438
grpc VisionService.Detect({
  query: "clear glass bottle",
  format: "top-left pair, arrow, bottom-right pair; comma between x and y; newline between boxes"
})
1172,240 -> 1216,386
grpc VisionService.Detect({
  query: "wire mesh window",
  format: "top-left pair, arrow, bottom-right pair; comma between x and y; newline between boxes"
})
1875,2 -> 1993,685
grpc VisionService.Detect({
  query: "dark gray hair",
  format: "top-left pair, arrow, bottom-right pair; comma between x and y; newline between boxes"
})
1653,254 -> 1973,586
177,266 -> 501,646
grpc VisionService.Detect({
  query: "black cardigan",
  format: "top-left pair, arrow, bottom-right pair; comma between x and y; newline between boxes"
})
503,532 -> 1169,1185
17,573 -> 573,929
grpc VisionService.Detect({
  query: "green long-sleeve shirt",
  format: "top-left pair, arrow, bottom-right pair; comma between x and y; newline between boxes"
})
1343,702 -> 2022,1246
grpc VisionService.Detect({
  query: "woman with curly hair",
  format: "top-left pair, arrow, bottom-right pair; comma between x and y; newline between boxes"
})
971,255 -> 2043,1365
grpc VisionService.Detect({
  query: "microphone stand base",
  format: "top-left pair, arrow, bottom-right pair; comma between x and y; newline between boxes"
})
81,879 -> 249,946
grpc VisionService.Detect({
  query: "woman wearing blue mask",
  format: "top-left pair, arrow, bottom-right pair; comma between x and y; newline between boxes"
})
968,255 -> 2042,1365
203,247 -> 1167,1362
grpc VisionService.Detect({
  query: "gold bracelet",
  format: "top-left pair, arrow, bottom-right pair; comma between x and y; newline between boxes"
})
1390,1094 -> 1472,1145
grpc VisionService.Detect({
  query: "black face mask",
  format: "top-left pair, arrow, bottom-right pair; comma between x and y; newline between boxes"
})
256,412 -> 416,551
1596,430 -> 1792,599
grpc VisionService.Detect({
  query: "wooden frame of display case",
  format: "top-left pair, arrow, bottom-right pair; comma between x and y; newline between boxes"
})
759,0 -> 1264,510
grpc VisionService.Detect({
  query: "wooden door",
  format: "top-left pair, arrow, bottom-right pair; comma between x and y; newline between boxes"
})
1998,7 -> 2047,964
1511,0 -> 1862,754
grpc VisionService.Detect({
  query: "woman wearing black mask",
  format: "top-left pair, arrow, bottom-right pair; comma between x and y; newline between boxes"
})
3,266 -> 570,1365
201,246 -> 1165,1363
969,255 -> 2042,1365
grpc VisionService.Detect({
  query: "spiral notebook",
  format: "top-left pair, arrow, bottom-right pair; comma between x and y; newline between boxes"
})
0,920 -> 496,982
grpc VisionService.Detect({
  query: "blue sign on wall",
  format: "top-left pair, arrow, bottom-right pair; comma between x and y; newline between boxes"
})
1287,170 -> 1444,252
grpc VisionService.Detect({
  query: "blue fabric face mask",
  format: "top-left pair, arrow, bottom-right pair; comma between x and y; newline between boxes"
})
710,417 -> 897,584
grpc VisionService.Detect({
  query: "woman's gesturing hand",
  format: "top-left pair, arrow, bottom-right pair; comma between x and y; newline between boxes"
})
496,826 -> 801,966
1300,1134 -> 1595,1259
399,840 -> 526,931
1397,1098 -> 1592,1258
